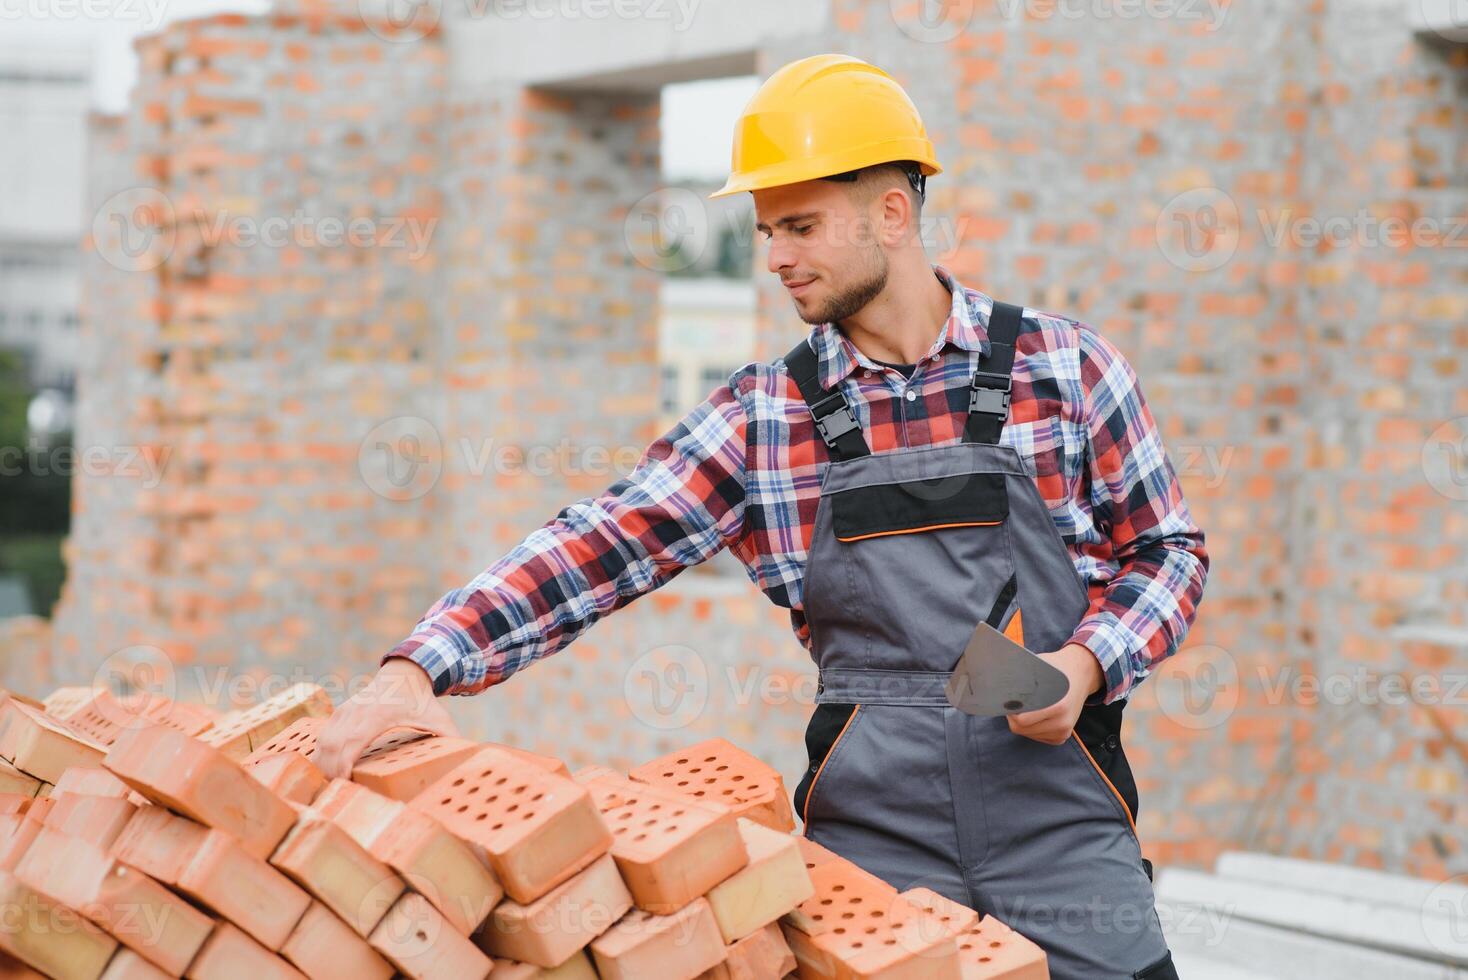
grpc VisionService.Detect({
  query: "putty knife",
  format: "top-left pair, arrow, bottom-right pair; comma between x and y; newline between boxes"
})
945,622 -> 1070,717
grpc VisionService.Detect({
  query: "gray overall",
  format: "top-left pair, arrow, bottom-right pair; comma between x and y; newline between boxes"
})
784,302 -> 1179,979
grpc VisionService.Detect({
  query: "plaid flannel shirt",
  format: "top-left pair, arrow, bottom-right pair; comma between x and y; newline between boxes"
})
384,263 -> 1209,705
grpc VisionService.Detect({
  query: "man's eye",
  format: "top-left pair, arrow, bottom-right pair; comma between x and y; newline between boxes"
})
794,225 -> 813,235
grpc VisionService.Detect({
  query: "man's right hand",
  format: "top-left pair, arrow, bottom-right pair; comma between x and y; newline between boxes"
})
315,657 -> 461,780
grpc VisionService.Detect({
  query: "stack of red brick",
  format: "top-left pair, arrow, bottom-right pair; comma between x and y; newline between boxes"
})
0,684 -> 1048,979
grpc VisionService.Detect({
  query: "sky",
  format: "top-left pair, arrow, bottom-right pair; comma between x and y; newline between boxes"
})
2,6 -> 757,180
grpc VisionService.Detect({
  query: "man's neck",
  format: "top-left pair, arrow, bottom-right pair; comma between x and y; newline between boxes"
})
837,264 -> 952,366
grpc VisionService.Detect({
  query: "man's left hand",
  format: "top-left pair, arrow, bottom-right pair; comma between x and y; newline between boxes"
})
1007,643 -> 1103,745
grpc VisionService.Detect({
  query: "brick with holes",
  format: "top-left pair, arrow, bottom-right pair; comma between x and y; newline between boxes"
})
0,868 -> 118,980
705,818 -> 813,942
629,738 -> 795,833
476,851 -> 631,967
15,828 -> 214,976
103,722 -> 295,860
269,816 -> 405,937
176,828 -> 312,950
39,686 -> 97,721
187,920 -> 306,980
589,897 -> 727,980
779,859 -> 961,980
351,735 -> 481,802
201,683 -> 333,760
248,752 -> 327,806
0,699 -> 106,784
108,805 -> 208,887
368,891 -> 492,979
241,717 -> 325,766
409,746 -> 611,905
697,920 -> 797,980
897,888 -> 980,939
115,692 -> 215,737
584,772 -> 748,914
951,914 -> 1048,980
279,900 -> 394,980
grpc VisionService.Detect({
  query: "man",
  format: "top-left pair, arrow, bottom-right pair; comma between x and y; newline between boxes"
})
319,53 -> 1205,979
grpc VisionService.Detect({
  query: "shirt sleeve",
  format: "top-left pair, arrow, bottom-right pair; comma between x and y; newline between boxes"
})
1065,324 -> 1210,705
381,381 -> 750,696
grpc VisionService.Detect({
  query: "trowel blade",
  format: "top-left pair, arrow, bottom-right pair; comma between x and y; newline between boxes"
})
945,622 -> 1070,717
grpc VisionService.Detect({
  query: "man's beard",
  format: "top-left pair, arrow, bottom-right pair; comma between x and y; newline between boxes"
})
797,244 -> 889,327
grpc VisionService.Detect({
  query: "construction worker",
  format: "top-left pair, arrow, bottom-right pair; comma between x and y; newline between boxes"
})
318,53 -> 1205,979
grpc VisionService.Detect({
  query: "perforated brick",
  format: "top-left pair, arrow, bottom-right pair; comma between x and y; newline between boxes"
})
0,700 -> 106,783
410,746 -> 611,905
952,914 -> 1048,980
585,772 -> 748,914
351,735 -> 481,802
242,717 -> 324,766
478,851 -> 632,967
201,683 -> 332,760
630,738 -> 795,833
248,752 -> 327,806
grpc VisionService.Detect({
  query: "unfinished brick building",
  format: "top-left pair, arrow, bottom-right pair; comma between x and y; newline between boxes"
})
31,0 -> 1468,886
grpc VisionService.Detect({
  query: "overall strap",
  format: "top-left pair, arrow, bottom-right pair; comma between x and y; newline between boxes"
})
963,300 -> 1024,445
783,338 -> 871,462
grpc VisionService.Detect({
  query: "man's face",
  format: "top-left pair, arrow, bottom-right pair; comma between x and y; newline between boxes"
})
753,179 -> 890,327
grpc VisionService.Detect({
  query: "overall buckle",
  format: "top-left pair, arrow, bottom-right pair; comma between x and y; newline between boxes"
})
969,370 -> 1012,417
810,391 -> 860,446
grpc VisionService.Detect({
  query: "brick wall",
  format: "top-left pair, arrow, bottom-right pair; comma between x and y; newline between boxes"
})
46,0 -> 1468,880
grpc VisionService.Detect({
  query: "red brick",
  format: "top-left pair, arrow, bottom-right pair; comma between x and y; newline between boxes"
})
0,813 -> 40,871
108,805 -> 207,887
15,828 -> 213,975
584,772 -> 748,914
186,921 -> 306,980
952,914 -> 1048,979
898,887 -> 980,938
52,767 -> 132,800
103,723 -> 295,860
98,948 -> 171,979
0,760 -> 46,798
478,851 -> 632,967
410,746 -> 611,905
488,951 -> 598,978
202,684 -> 332,760
279,901 -> 393,980
629,738 -> 795,833
0,868 -> 117,980
247,752 -> 327,806
698,921 -> 796,980
589,897 -> 727,980
0,700 -> 106,783
38,686 -> 97,720
351,735 -> 481,802
705,819 -> 813,943
176,828 -> 311,950
242,718 -> 324,766
269,817 -> 404,937
368,892 -> 492,979
367,804 -> 503,935
42,794 -> 138,849
301,778 -> 402,847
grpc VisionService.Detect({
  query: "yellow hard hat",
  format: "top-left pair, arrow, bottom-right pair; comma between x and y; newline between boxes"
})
708,53 -> 941,200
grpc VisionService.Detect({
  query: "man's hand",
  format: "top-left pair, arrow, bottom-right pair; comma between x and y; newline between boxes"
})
1006,643 -> 1104,745
316,658 -> 460,779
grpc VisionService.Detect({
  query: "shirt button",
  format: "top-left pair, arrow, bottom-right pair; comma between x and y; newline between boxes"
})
863,370 -> 873,379
905,389 -> 917,402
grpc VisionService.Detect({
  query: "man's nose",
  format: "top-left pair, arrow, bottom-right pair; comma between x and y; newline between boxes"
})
766,236 -> 796,277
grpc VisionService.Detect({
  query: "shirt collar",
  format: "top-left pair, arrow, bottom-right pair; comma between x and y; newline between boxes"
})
806,262 -> 996,391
